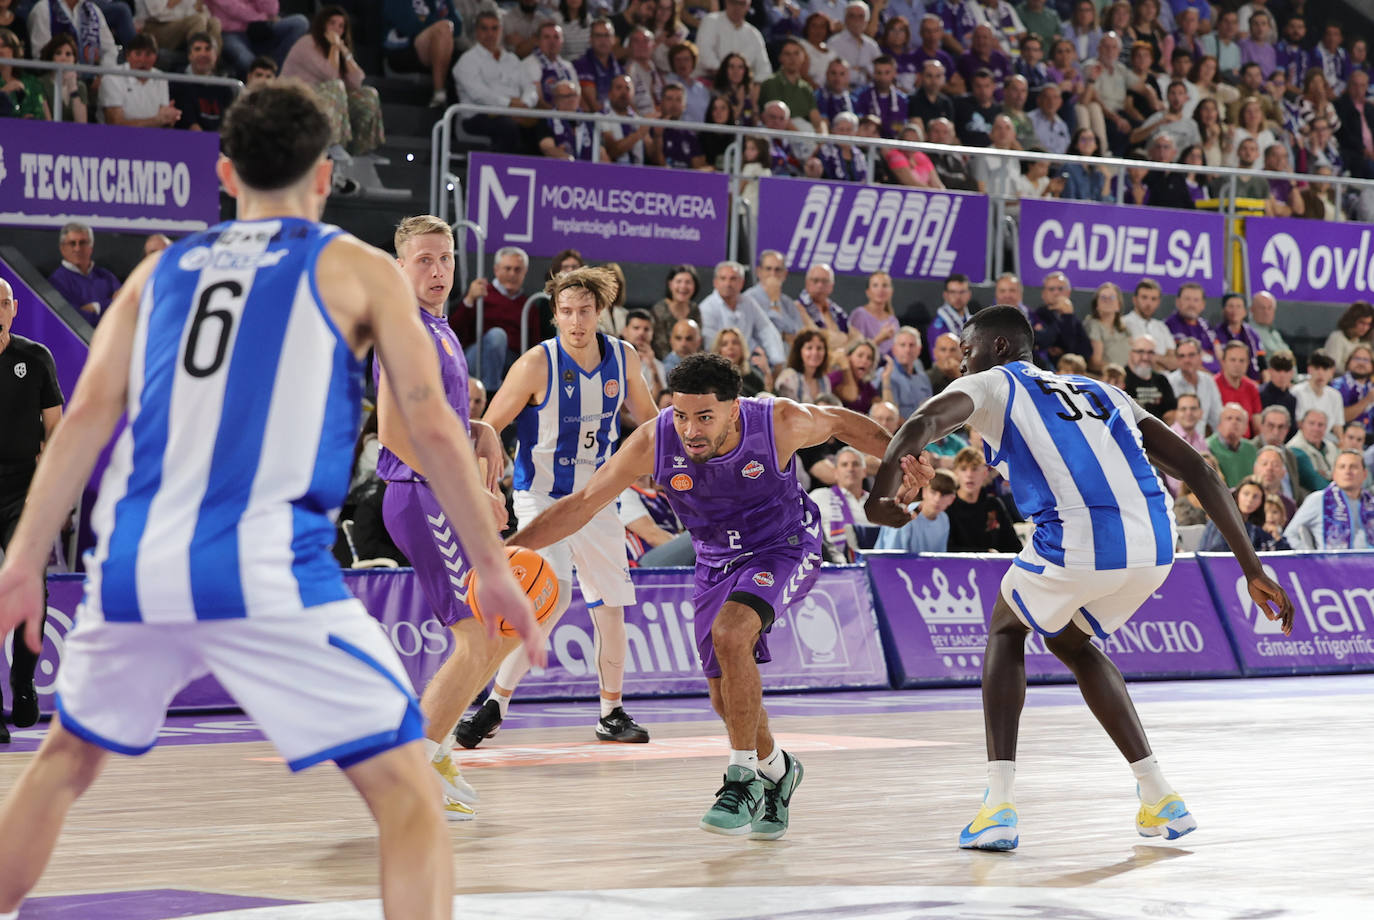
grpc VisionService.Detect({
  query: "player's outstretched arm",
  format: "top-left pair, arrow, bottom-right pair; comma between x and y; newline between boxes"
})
0,254 -> 158,651
1139,416 -> 1294,634
356,244 -> 542,660
866,389 -> 975,526
510,419 -> 658,552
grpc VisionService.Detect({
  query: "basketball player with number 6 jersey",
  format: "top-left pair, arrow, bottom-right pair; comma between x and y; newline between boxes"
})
457,266 -> 658,747
0,86 -> 542,920
867,305 -> 1295,852
509,354 -> 913,839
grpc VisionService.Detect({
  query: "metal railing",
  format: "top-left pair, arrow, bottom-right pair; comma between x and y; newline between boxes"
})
433,101 -> 1374,276
13,58 -> 244,121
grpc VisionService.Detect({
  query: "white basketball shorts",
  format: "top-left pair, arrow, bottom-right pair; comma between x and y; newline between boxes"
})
54,598 -> 421,771
513,490 -> 635,608
999,558 -> 1173,639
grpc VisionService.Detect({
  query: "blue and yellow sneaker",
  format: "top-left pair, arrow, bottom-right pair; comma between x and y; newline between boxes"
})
958,799 -> 1018,850
1136,791 -> 1197,840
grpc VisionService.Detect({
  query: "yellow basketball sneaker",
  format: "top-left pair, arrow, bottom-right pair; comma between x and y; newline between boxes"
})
958,800 -> 1018,850
443,797 -> 476,821
431,755 -> 479,805
1136,791 -> 1197,840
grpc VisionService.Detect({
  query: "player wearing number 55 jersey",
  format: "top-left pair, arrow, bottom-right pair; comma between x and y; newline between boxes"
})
510,354 -> 915,840
867,305 -> 1295,853
454,266 -> 660,748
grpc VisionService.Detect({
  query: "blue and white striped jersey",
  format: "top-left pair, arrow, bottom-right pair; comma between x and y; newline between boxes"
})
943,361 -> 1176,570
512,333 -> 629,498
85,218 -> 362,622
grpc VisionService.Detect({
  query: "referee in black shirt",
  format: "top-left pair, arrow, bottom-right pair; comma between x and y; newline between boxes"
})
0,279 -> 64,742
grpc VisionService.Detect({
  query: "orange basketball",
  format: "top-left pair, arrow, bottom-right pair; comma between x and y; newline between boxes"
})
468,546 -> 560,636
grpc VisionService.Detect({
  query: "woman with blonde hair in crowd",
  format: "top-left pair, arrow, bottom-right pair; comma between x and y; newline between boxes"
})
1226,96 -> 1278,167
711,327 -> 773,397
1083,281 -> 1132,375
774,329 -> 833,404
849,271 -> 901,359
281,6 -> 384,158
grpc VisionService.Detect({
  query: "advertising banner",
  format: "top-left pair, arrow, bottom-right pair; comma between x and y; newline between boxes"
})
1195,552 -> 1374,675
754,176 -> 988,279
865,553 -> 1239,687
0,120 -> 220,233
1244,216 -> 1374,304
466,152 -> 728,264
5,566 -> 889,715
1019,198 -> 1226,296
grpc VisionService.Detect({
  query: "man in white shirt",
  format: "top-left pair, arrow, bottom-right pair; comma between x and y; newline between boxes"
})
1286,409 -> 1339,480
1167,337 -> 1224,434
99,34 -> 180,127
809,446 -> 871,560
698,261 -> 787,367
1284,451 -> 1374,550
454,11 -> 537,150
28,0 -> 119,67
830,1 -> 882,87
1122,278 -> 1178,371
1292,350 -> 1345,442
694,0 -> 772,81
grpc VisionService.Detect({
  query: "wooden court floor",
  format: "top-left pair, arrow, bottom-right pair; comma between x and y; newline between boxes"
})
3,679 -> 1373,917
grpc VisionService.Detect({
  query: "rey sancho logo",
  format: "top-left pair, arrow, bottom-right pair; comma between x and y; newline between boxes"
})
1259,233 -> 1302,294
898,566 -> 987,668
477,162 -> 535,244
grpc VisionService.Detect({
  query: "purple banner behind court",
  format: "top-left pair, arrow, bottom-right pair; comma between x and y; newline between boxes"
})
0,120 -> 220,233
865,553 -> 1239,687
756,177 -> 987,279
466,152 -> 728,264
1244,216 -> 1374,304
1019,198 -> 1226,296
1195,552 -> 1374,675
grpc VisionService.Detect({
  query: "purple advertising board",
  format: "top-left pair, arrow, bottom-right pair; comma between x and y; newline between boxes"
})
1195,552 -> 1374,675
1244,216 -> 1374,304
864,553 -> 1239,687
1019,198 -> 1226,296
465,152 -> 728,264
754,176 -> 988,279
0,120 -> 220,233
4,566 -> 888,715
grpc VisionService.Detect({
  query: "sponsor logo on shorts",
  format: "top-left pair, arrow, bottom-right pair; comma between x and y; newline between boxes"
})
741,460 -> 764,480
603,378 -> 619,398
670,473 -> 693,491
753,572 -> 775,587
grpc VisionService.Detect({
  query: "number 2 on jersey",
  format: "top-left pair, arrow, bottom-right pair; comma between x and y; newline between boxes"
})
1034,378 -> 1111,422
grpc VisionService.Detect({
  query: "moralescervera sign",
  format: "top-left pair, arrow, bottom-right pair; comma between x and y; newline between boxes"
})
0,120 -> 220,233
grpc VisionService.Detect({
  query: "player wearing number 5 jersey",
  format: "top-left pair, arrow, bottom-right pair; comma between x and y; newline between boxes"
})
868,305 -> 1295,852
0,86 -> 542,920
453,266 -> 660,748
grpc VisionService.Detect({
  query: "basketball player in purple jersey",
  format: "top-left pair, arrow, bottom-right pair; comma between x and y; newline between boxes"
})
374,215 -> 513,820
510,354 -> 919,838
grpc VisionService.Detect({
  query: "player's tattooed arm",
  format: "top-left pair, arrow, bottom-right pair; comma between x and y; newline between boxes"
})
1139,416 -> 1295,634
508,418 -> 658,552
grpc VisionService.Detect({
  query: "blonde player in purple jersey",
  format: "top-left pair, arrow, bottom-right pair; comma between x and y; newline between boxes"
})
0,86 -> 543,920
510,354 -> 922,839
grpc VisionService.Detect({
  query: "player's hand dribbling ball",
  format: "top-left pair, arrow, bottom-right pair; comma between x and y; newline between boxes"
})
468,546 -> 560,636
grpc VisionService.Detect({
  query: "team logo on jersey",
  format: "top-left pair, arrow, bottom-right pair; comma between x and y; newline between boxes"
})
672,456 -> 686,468
603,379 -> 619,398
670,473 -> 693,491
563,370 -> 575,382
565,386 -> 575,398
12,362 -> 25,379
752,572 -> 775,588
741,460 -> 764,479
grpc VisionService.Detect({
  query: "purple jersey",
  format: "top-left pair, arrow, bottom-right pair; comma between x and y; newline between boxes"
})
375,308 -> 470,482
652,397 -> 821,569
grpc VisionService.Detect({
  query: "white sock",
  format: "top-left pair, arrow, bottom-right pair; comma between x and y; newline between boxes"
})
600,696 -> 619,718
490,690 -> 512,718
728,749 -> 758,774
422,738 -> 442,763
1130,754 -> 1172,804
0,909 -> 18,919
987,760 -> 1016,805
758,747 -> 786,782
438,733 -> 456,760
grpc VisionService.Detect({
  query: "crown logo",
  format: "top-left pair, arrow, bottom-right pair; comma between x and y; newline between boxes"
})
898,567 -> 985,628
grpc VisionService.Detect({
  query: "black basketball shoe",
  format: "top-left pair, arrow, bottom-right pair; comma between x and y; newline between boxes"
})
595,706 -> 650,743
454,699 -> 503,749
10,680 -> 39,728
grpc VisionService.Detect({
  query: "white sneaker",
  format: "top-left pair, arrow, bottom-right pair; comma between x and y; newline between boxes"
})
429,88 -> 448,108
431,755 -> 479,805
443,797 -> 476,821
